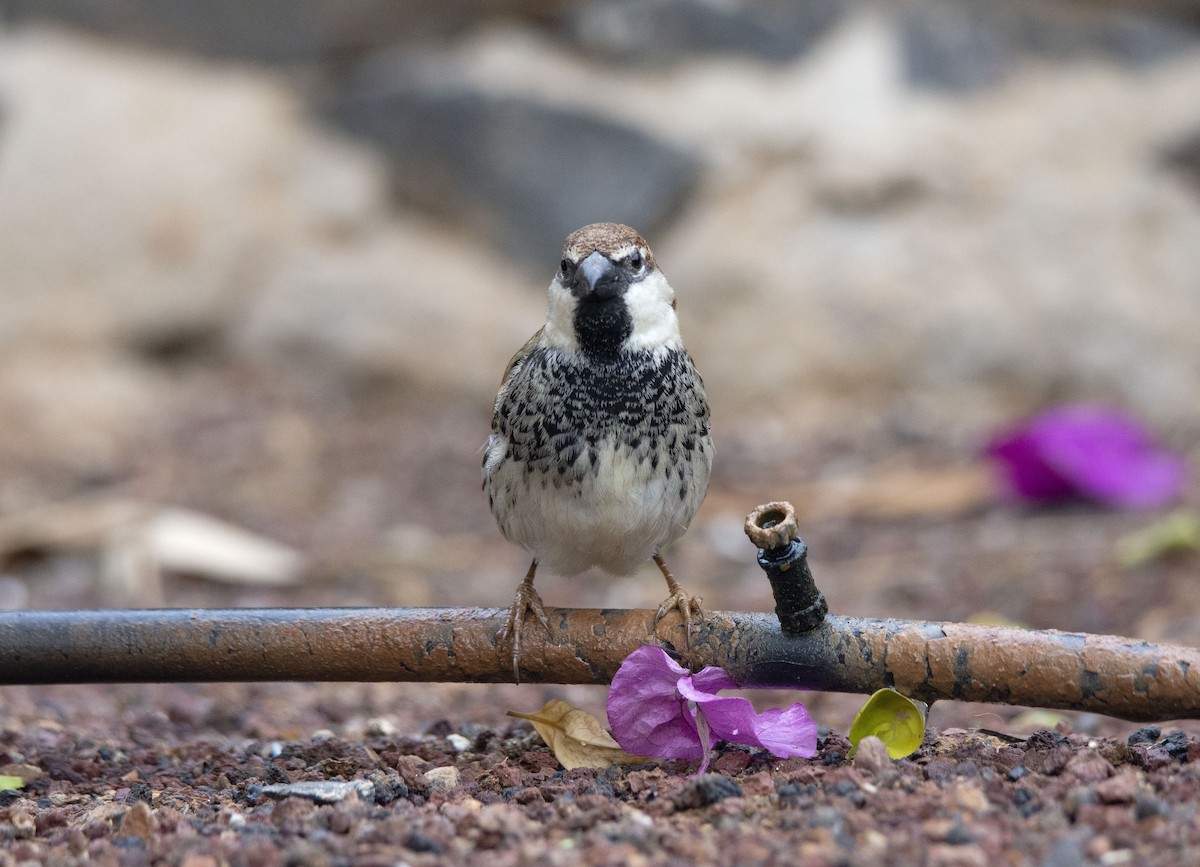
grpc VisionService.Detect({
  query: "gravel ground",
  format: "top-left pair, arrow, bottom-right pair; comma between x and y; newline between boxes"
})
2,681 -> 1200,866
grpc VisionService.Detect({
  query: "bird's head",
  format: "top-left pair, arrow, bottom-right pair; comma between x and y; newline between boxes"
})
542,223 -> 681,360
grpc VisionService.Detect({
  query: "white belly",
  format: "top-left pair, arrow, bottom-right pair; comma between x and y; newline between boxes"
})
485,436 -> 709,576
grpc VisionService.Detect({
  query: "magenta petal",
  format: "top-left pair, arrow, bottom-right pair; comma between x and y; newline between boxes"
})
987,404 -> 1186,509
676,678 -> 818,759
688,665 -> 739,694
730,704 -> 819,758
1036,407 -> 1186,508
606,645 -> 703,759
986,430 -> 1077,501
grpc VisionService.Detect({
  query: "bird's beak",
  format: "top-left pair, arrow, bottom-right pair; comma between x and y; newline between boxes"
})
575,251 -> 623,299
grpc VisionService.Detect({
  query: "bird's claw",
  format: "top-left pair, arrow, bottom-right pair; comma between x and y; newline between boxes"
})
498,581 -> 550,682
654,589 -> 704,649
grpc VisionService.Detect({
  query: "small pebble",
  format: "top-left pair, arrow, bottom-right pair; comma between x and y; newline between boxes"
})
8,807 -> 35,839
1063,785 -> 1098,820
1154,731 -> 1190,763
260,742 -> 284,759
954,784 -> 989,814
364,718 -> 396,737
1134,792 -> 1169,820
1127,726 -> 1161,748
1065,749 -> 1114,784
256,780 -> 375,804
119,801 -> 158,843
853,736 -> 892,774
1095,769 -> 1140,804
424,766 -> 461,793
673,774 -> 742,810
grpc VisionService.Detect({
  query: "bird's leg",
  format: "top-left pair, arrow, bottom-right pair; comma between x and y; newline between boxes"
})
652,554 -> 704,648
497,559 -> 549,682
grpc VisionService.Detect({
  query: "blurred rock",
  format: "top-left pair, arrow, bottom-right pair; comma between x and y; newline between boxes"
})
0,28 -> 302,352
0,348 -> 166,479
898,0 -> 1017,92
650,12 -> 1200,426
0,27 -> 540,454
1163,125 -> 1200,192
0,0 -> 537,62
327,83 -> 699,262
899,0 -> 1198,92
232,219 -> 539,396
3,5 -> 1200,481
563,0 -> 846,64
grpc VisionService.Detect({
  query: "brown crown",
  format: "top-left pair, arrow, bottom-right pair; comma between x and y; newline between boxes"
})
562,223 -> 656,268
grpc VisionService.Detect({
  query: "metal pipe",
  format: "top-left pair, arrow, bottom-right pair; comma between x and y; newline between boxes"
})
1,606 -> 1197,722
2,500 -> 1196,722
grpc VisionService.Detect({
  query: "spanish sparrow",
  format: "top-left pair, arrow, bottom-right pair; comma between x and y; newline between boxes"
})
483,223 -> 712,680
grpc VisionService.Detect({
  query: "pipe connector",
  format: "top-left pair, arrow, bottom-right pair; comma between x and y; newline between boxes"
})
745,501 -> 827,635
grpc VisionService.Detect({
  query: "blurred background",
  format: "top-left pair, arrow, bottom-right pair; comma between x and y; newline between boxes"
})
1,0 -> 1199,732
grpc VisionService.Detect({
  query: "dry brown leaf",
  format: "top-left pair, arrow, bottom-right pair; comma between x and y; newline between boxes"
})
794,465 -> 993,521
705,464 -> 992,523
507,700 -> 649,770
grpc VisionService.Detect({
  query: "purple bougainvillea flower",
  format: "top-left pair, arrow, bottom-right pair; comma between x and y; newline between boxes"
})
606,644 -> 707,760
607,645 -> 817,773
986,404 -> 1186,509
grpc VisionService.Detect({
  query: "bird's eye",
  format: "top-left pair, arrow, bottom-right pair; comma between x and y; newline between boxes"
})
559,258 -> 570,276
629,250 -> 644,271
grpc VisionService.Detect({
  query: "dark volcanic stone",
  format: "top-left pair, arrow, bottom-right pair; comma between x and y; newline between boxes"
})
564,0 -> 847,64
327,86 -> 698,263
899,0 -> 1198,92
1163,128 -> 1200,195
1,0 -> 513,62
1128,726 -> 1162,748
404,829 -> 445,854
1153,731 -> 1191,764
673,774 -> 743,809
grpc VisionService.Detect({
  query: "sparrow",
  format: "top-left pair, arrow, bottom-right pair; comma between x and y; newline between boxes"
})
483,222 -> 713,680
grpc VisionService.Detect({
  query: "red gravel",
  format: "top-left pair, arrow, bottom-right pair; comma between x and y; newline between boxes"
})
2,682 -> 1200,865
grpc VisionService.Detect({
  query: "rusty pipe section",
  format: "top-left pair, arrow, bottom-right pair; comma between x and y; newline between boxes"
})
1,607 -> 1198,722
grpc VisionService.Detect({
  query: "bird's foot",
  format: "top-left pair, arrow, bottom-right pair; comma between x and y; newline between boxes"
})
653,588 -> 704,648
652,554 -> 703,648
497,564 -> 549,683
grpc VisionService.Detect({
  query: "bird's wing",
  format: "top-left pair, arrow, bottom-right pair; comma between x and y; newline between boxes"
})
491,327 -> 544,432
500,327 -> 544,386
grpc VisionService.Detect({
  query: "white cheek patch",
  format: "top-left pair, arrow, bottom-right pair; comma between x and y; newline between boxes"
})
622,272 -> 682,352
541,281 -> 580,352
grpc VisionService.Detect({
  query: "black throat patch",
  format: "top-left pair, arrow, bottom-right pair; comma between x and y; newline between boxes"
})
573,296 -> 632,360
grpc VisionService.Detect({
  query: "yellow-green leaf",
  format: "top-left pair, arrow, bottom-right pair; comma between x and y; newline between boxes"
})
507,700 -> 650,770
0,775 -> 25,791
848,688 -> 927,760
1116,511 -> 1200,569
1007,709 -> 1069,733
